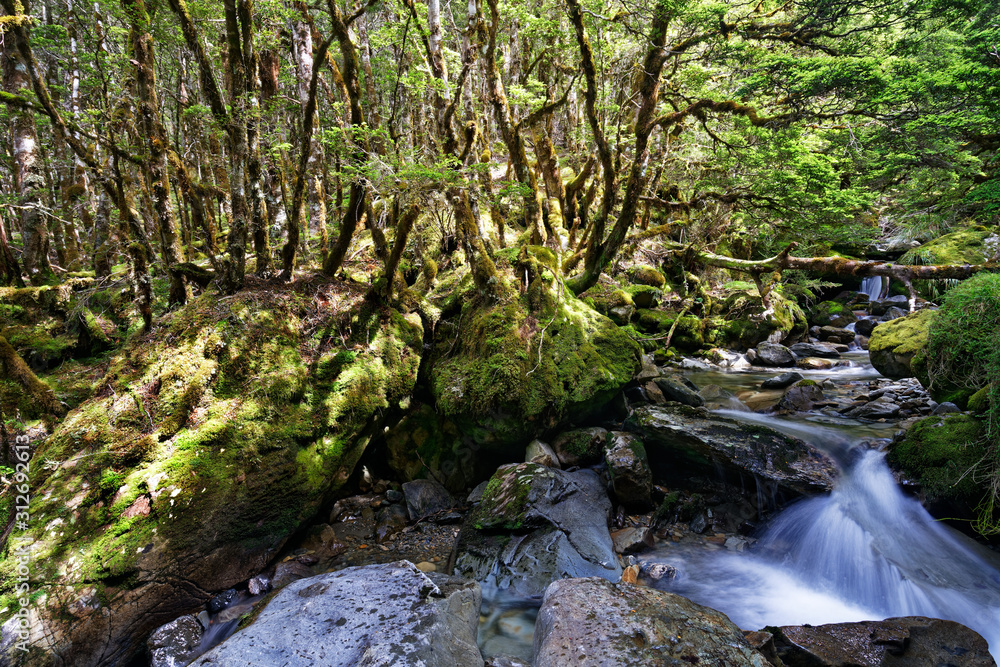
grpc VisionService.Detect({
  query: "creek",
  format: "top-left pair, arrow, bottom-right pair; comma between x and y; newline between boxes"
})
480,351 -> 1000,661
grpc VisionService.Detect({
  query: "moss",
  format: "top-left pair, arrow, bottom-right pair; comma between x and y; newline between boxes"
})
0,281 -> 423,627
901,225 -> 996,266
967,387 -> 990,414
627,265 -> 667,288
868,309 -> 936,381
809,300 -> 856,327
469,463 -> 544,531
634,309 -> 704,351
888,414 -> 987,503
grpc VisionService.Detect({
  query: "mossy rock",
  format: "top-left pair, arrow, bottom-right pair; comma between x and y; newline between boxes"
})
714,291 -> 806,349
635,309 -> 704,351
627,265 -> 667,288
901,224 -> 998,266
580,283 -> 635,326
0,282 -> 422,665
808,300 -> 857,328
887,414 -> 989,510
868,309 -> 935,380
429,250 -> 641,466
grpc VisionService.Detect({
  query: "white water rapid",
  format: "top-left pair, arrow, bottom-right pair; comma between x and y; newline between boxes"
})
650,410 -> 1000,660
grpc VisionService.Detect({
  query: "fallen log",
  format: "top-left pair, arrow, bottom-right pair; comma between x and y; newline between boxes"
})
663,241 -> 998,311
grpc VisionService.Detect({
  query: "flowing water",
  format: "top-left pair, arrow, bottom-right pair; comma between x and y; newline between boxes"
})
649,365 -> 1000,660
479,351 -> 1000,661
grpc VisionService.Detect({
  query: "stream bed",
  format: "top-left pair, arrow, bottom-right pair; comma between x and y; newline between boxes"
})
480,351 -> 1000,661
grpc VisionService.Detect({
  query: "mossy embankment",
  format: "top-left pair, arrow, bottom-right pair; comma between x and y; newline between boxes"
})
0,280 -> 422,665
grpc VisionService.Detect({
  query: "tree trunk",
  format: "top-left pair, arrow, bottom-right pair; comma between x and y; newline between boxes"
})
2,17 -> 52,284
124,0 -> 188,304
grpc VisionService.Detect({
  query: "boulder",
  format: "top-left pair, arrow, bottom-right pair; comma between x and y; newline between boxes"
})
603,432 -> 653,509
148,615 -> 204,667
868,309 -> 935,380
403,478 -> 458,520
194,561 -> 484,667
870,295 -> 910,316
652,374 -> 704,407
796,357 -> 836,370
551,427 -> 608,468
854,318 -> 877,337
752,342 -> 796,367
625,404 -> 836,496
882,305 -> 908,321
525,439 -> 559,467
776,381 -> 826,412
375,503 -> 410,543
0,288 -> 425,666
809,300 -> 858,328
790,342 -> 841,358
771,616 -> 995,667
627,264 -> 667,288
453,463 -> 621,597
533,578 -> 771,667
818,326 -> 855,345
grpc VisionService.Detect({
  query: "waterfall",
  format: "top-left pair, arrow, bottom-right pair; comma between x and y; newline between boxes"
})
859,275 -> 889,301
652,412 -> 1000,659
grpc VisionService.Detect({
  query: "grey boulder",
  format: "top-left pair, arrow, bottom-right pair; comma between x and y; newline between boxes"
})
193,561 -> 483,667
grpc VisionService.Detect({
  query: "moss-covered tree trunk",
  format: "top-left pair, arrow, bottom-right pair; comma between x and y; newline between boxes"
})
0,335 -> 64,419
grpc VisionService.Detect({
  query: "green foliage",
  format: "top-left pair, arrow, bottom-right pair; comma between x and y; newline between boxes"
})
923,272 -> 1000,534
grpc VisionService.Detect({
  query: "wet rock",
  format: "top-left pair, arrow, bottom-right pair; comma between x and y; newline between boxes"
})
761,372 -> 803,390
932,401 -> 961,414
796,357 -> 836,370
610,526 -> 655,554
376,503 -> 410,542
485,657 -> 531,667
247,575 -> 271,596
638,561 -> 677,581
818,326 -> 855,345
193,561 -> 484,667
653,374 -> 705,407
604,432 -> 653,509
869,295 -> 909,316
551,427 -> 608,468
533,577 -> 771,667
625,404 -> 835,496
791,341 -> 841,358
844,398 -> 901,420
699,384 -> 749,411
385,488 -> 403,503
753,342 -> 796,367
882,305 -> 908,321
741,389 -> 786,411
207,589 -> 239,614
271,559 -> 314,589
854,318 -> 877,337
809,301 -> 858,328
635,354 -> 660,382
403,478 -> 457,521
771,616 -> 995,667
148,615 -> 204,667
525,439 -> 559,467
776,381 -> 826,412
453,463 -> 621,597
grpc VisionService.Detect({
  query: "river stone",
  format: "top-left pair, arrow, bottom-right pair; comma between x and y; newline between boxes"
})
818,326 -> 855,345
791,341 -> 841,358
652,374 -> 705,407
771,616 -> 995,667
776,381 -> 826,412
625,404 -> 835,496
193,561 -> 483,667
148,615 -> 204,667
932,401 -> 961,415
453,463 -> 621,597
551,427 -> 608,468
844,397 -> 901,419
533,577 -> 771,667
761,372 -> 803,389
603,432 -> 653,509
753,342 -> 796,367
403,478 -> 457,521
854,318 -> 878,337
375,503 -> 410,542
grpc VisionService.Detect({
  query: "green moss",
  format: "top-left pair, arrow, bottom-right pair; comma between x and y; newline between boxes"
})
627,265 -> 667,288
968,387 -> 990,414
469,463 -> 542,531
635,309 -> 704,351
888,414 -> 986,502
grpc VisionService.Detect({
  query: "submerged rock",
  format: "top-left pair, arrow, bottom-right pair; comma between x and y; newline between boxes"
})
652,373 -> 705,407
453,463 -> 621,597
194,561 -> 483,666
625,404 -> 836,496
771,616 -> 995,667
533,577 -> 771,667
761,371 -> 803,389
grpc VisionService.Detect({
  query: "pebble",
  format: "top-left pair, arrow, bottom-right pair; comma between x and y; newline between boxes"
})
414,561 -> 437,572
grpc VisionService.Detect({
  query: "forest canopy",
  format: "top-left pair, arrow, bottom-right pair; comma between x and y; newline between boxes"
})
0,0 -> 996,305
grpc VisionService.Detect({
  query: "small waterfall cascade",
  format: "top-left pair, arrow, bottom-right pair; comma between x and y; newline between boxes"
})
860,275 -> 890,301
652,410 -> 1000,659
